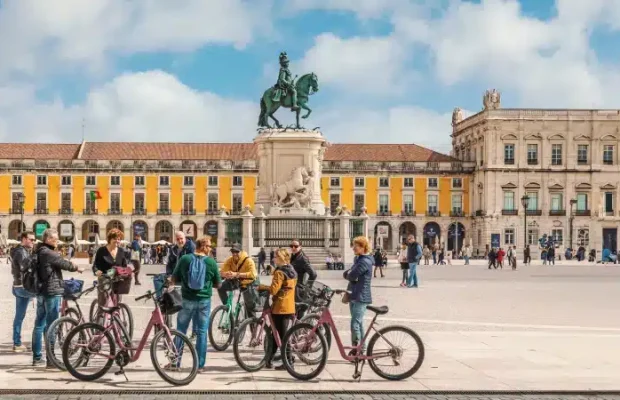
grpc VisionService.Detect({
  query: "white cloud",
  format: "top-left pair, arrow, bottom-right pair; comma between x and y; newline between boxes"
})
0,0 -> 270,79
298,33 -> 413,95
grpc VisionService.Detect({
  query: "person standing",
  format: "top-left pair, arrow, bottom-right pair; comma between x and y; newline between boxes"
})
463,244 -> 472,265
93,229 -> 128,306
524,246 -> 531,265
373,247 -> 385,278
398,243 -> 409,287
171,236 -> 221,373
344,236 -> 373,355
422,245 -> 431,265
290,240 -> 316,287
32,229 -> 84,367
11,231 -> 36,352
497,247 -> 505,269
166,231 -> 196,275
259,248 -> 297,369
547,246 -> 556,265
130,234 -> 143,285
406,235 -> 422,288
257,247 -> 267,274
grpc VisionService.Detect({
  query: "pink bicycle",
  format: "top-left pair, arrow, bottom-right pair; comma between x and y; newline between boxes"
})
280,283 -> 425,381
62,285 -> 198,386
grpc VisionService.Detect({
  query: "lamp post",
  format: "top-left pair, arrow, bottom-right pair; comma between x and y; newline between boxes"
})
17,193 -> 25,234
569,198 -> 577,250
521,194 -> 530,263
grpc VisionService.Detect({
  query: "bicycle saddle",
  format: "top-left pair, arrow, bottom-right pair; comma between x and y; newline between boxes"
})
367,305 -> 389,315
99,306 -> 120,314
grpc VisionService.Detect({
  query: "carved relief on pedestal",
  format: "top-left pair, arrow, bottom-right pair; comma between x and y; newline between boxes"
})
483,89 -> 501,110
270,166 -> 315,209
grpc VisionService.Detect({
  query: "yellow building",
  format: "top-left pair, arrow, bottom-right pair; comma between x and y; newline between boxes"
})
0,141 -> 474,252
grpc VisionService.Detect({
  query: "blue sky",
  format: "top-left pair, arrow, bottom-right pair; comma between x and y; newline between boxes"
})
1,0 -> 620,153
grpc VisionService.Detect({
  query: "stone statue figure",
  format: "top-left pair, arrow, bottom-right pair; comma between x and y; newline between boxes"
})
452,107 -> 463,126
483,89 -> 501,110
259,51 -> 319,130
271,166 -> 315,208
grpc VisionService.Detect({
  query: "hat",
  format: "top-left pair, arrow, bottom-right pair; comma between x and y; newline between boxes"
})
230,243 -> 241,253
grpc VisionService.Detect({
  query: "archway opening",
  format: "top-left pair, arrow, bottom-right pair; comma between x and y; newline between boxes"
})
447,222 -> 466,253
8,220 -> 25,240
398,222 -> 417,244
423,222 -> 441,248
133,220 -> 148,241
82,220 -> 100,241
373,222 -> 393,251
57,220 -> 75,242
204,220 -> 218,246
33,220 -> 50,240
155,220 -> 173,242
106,220 -> 124,237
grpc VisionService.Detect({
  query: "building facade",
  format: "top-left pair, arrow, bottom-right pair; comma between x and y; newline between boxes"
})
0,142 -> 474,253
452,89 -> 620,256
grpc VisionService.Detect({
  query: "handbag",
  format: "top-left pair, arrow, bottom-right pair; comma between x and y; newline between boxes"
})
130,250 -> 140,261
113,266 -> 133,295
341,291 -> 350,304
161,288 -> 183,315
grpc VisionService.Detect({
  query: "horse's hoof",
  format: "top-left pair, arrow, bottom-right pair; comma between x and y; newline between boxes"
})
302,115 -> 309,119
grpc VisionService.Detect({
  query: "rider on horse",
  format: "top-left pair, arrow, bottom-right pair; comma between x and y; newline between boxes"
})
273,52 -> 299,111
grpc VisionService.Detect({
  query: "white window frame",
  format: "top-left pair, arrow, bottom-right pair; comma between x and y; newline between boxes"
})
378,193 -> 390,213
159,176 -> 170,187
85,175 -> 96,186
504,228 -> 515,245
208,176 -> 218,187
354,177 -> 365,188
428,177 -> 438,189
110,176 -> 121,186
403,177 -> 414,188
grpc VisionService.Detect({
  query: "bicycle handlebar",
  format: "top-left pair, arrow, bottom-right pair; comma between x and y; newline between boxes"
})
333,289 -> 350,295
135,291 -> 152,302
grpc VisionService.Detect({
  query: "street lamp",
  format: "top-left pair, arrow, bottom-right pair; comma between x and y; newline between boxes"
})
569,198 -> 577,249
17,193 -> 25,234
521,194 -> 530,263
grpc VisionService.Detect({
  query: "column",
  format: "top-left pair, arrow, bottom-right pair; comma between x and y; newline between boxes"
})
215,207 -> 228,262
323,217 -> 331,249
338,206 -> 354,265
241,206 -> 254,254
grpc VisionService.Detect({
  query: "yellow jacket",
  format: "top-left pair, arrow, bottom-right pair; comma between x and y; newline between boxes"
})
220,251 -> 257,288
259,264 -> 297,315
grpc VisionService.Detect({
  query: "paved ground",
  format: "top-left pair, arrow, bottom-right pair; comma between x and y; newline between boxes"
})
1,258 -> 620,393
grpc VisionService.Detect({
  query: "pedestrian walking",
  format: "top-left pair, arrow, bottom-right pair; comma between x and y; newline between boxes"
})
398,243 -> 409,287
373,247 -> 385,278
406,235 -> 422,288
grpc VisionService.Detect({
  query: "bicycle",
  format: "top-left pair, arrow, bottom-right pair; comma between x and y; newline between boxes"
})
208,279 -> 247,351
89,271 -> 135,339
280,284 -> 425,381
232,288 -> 331,372
62,285 -> 198,386
45,280 -> 98,370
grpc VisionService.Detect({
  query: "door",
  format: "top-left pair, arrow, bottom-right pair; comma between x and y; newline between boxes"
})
603,228 -> 617,253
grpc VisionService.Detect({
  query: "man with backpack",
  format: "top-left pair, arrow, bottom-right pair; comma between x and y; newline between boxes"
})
11,231 -> 36,352
31,229 -> 84,367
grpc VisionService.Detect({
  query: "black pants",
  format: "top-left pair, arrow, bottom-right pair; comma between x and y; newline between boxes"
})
218,280 -> 253,317
131,260 -> 141,282
268,314 -> 294,363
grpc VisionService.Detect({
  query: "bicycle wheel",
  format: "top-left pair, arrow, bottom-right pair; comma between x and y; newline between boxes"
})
118,303 -> 134,339
89,299 -> 98,322
46,316 -> 80,370
150,328 -> 198,386
64,307 -> 81,322
233,317 -> 272,372
209,305 -> 234,351
281,322 -> 328,381
62,323 -> 116,382
300,313 -> 332,350
366,325 -> 425,380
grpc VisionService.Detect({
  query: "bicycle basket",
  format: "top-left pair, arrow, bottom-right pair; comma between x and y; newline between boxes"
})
63,279 -> 84,296
298,281 -> 331,302
112,275 -> 132,295
160,288 -> 183,315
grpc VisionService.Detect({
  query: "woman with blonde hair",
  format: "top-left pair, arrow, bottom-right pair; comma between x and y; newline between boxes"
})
343,236 -> 373,356
259,247 -> 297,369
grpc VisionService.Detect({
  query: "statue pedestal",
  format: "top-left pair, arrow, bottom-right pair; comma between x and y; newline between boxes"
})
254,128 -> 327,216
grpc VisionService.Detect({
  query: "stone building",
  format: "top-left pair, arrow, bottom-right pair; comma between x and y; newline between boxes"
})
452,89 -> 620,257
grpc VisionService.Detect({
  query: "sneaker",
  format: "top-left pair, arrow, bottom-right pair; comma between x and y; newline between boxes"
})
13,345 -> 27,352
46,361 -> 58,370
274,364 -> 287,371
399,282 -> 406,287
265,362 -> 274,369
32,359 -> 45,367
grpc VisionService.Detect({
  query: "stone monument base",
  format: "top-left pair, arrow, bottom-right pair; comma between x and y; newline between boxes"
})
268,206 -> 324,217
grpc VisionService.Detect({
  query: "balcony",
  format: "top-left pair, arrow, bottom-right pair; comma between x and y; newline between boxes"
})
400,210 -> 416,217
450,210 -> 465,217
504,159 -> 515,165
502,209 -> 518,216
526,209 -> 542,216
577,159 -> 588,165
132,208 -> 146,216
527,159 -> 538,165
9,208 -> 22,214
59,208 -> 73,215
83,208 -> 98,215
575,209 -> 591,216
549,209 -> 566,216
34,208 -> 49,215
206,209 -> 219,216
230,209 -> 243,216
353,209 -> 364,216
475,210 -> 485,217
605,210 -> 615,217
377,210 -> 392,217
157,209 -> 171,215
427,210 -> 441,217
181,209 -> 196,216
108,208 -> 123,215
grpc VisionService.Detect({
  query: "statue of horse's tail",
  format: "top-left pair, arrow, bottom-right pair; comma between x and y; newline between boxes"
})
258,97 -> 266,126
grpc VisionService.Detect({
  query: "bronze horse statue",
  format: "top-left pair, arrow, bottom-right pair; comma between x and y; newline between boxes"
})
258,73 -> 319,129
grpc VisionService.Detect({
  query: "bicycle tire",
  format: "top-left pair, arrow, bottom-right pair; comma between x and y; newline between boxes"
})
64,307 -> 81,322
118,303 -> 134,339
62,323 -> 115,382
209,305 -> 234,351
150,328 -> 198,386
46,316 -> 80,370
233,317 -> 272,372
281,322 -> 328,381
300,313 -> 332,350
88,299 -> 98,322
366,325 -> 425,380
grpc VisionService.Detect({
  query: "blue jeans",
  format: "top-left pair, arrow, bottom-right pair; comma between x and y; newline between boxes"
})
349,301 -> 368,351
32,295 -> 61,360
407,263 -> 418,287
464,256 -> 470,265
176,298 -> 210,368
13,287 -> 35,346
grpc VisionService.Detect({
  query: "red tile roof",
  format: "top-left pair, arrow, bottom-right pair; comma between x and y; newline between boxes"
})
0,141 -> 455,162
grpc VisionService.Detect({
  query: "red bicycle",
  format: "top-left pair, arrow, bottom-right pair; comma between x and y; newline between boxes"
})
62,284 -> 198,386
281,283 -> 425,381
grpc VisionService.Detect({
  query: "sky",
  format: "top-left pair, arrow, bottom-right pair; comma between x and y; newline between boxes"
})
1,0 -> 620,154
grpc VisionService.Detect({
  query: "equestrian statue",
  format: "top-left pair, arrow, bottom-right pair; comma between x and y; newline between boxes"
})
258,51 -> 319,129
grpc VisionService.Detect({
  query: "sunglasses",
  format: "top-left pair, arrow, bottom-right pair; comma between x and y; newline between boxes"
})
290,245 -> 299,249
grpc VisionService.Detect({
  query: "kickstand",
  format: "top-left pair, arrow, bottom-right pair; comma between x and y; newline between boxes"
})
114,367 -> 129,382
352,359 -> 365,381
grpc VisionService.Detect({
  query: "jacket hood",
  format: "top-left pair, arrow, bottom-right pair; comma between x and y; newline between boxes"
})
277,263 -> 297,280
235,251 -> 250,264
356,254 -> 374,265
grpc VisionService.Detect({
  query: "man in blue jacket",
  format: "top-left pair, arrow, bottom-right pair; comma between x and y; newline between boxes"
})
406,235 -> 422,288
166,231 -> 196,275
